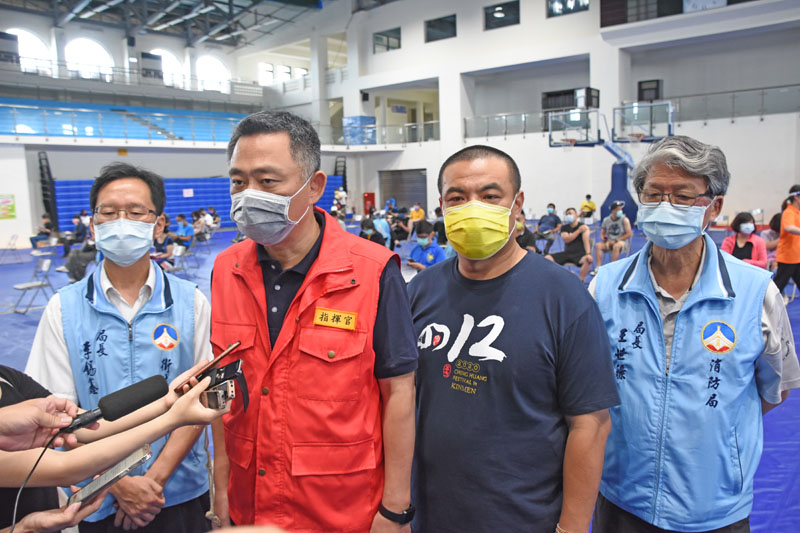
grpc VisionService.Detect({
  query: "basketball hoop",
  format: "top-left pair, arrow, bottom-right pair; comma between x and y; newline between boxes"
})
561,138 -> 577,152
628,133 -> 645,145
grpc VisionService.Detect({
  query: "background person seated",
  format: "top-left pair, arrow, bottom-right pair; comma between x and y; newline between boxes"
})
761,213 -> 781,272
594,200 -> 632,271
722,211 -> 768,269
29,213 -> 52,249
531,203 -> 561,254
514,213 -> 540,254
359,218 -> 386,247
152,232 -> 175,271
579,194 -> 596,219
407,221 -> 446,271
59,214 -> 87,257
546,207 -> 593,282
172,213 -> 193,247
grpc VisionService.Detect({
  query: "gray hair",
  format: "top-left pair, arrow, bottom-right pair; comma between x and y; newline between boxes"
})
632,135 -> 730,197
227,110 -> 321,178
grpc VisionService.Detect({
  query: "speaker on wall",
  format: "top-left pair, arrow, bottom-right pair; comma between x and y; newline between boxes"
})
361,91 -> 369,102
127,36 -> 136,47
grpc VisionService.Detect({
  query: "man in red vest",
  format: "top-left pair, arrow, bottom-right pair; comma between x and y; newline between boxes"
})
210,111 -> 418,533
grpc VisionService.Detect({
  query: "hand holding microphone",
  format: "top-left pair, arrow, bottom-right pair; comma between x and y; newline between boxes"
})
0,397 -> 80,451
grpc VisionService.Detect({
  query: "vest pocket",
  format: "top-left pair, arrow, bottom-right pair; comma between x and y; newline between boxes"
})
224,429 -> 254,471
291,438 -> 376,476
731,427 -> 744,494
294,326 -> 368,401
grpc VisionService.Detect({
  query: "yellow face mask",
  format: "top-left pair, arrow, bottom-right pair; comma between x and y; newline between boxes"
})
515,220 -> 525,232
444,198 -> 515,260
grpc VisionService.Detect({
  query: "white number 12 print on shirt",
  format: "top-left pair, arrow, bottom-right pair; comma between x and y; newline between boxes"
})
417,314 -> 507,363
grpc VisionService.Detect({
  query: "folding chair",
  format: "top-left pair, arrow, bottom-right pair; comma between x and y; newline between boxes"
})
13,258 -> 55,313
0,234 -> 24,264
196,232 -> 212,254
31,236 -> 59,257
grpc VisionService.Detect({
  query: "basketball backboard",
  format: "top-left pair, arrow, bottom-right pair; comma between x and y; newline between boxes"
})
547,108 -> 600,147
612,101 -> 673,143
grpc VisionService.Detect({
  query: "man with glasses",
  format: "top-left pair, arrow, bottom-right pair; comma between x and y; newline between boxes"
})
590,136 -> 800,532
26,162 -> 214,532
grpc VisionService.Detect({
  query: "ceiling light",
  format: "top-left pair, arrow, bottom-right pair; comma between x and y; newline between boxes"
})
493,11 -> 505,17
128,57 -> 138,63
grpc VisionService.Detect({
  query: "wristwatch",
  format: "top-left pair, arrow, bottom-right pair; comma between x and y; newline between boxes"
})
378,502 -> 416,524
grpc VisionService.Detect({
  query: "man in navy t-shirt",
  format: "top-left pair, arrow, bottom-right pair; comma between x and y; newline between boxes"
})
408,145 -> 620,533
532,202 -> 562,254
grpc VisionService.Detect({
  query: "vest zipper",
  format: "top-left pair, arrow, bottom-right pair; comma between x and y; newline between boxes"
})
128,322 -> 133,341
650,301 -> 671,523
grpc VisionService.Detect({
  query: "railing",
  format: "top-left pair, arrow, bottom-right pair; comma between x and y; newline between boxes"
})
0,102 -> 243,142
0,54 -> 264,98
666,84 -> 800,123
466,84 -> 800,139
317,121 -> 440,145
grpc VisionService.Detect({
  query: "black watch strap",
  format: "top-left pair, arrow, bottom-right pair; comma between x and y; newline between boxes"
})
378,502 -> 415,525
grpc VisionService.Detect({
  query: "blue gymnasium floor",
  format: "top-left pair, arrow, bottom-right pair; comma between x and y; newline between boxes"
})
1,229 -> 798,531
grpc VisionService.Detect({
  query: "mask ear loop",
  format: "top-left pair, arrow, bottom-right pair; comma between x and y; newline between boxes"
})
286,176 -> 313,224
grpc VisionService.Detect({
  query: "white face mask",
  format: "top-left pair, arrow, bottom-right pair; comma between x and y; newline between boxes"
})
94,218 -> 155,267
230,179 -> 311,246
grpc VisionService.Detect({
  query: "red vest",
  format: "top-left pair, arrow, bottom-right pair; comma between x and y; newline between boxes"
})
211,209 -> 397,532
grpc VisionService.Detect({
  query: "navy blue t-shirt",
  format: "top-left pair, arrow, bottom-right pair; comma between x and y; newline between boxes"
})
407,252 -> 620,531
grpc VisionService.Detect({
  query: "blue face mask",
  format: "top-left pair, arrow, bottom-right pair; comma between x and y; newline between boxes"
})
638,203 -> 709,250
364,229 -> 374,236
417,237 -> 430,247
564,214 -> 575,224
547,207 -> 554,215
739,223 -> 755,235
94,218 -> 155,267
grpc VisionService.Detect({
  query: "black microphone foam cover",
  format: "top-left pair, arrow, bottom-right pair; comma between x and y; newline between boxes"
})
98,375 -> 169,421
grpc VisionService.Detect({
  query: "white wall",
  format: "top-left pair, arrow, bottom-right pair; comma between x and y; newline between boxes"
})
0,144 -> 33,248
471,57 -> 590,116
630,27 -> 800,98
343,113 -> 800,221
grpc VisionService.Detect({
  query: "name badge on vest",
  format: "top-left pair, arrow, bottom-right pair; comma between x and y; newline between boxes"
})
153,323 -> 180,351
313,307 -> 357,331
701,321 -> 736,354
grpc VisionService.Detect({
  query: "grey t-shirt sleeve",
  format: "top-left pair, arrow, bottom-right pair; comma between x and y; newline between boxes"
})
755,281 -> 800,404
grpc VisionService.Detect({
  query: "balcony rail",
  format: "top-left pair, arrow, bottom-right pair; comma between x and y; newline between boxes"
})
465,84 -> 800,139
0,102 -> 243,142
0,54 -> 264,97
317,121 -> 440,146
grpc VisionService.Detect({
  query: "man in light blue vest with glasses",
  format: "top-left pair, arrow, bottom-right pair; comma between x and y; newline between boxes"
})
26,162 -> 213,532
590,135 -> 800,533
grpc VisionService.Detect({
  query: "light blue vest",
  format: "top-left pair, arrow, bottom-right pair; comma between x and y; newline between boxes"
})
594,234 -> 771,531
60,261 -> 208,521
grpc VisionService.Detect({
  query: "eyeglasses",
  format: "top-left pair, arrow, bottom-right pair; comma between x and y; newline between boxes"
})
94,206 -> 157,222
637,189 -> 715,208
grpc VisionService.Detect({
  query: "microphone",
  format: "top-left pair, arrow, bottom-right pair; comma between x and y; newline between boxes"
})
63,375 -> 169,433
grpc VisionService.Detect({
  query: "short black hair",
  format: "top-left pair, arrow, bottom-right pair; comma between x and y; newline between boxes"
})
586,194 -> 591,200
769,212 -> 781,234
416,220 -> 434,235
438,145 -> 521,194
227,110 -> 321,178
361,219 -> 375,230
434,206 -> 442,217
565,207 -> 577,214
730,211 -> 755,233
90,162 -> 166,215
547,203 -> 555,209
176,213 -> 186,221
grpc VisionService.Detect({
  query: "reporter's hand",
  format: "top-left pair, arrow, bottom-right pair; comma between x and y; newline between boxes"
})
0,397 -> 80,451
166,376 -> 230,427
16,485 -> 108,533
165,360 -> 211,408
110,476 -> 165,530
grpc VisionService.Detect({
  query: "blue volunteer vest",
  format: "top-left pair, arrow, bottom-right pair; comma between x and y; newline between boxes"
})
59,261 -> 208,521
594,234 -> 772,531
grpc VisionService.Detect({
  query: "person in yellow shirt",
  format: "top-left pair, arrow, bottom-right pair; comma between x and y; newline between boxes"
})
579,194 -> 596,219
409,202 -> 426,234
